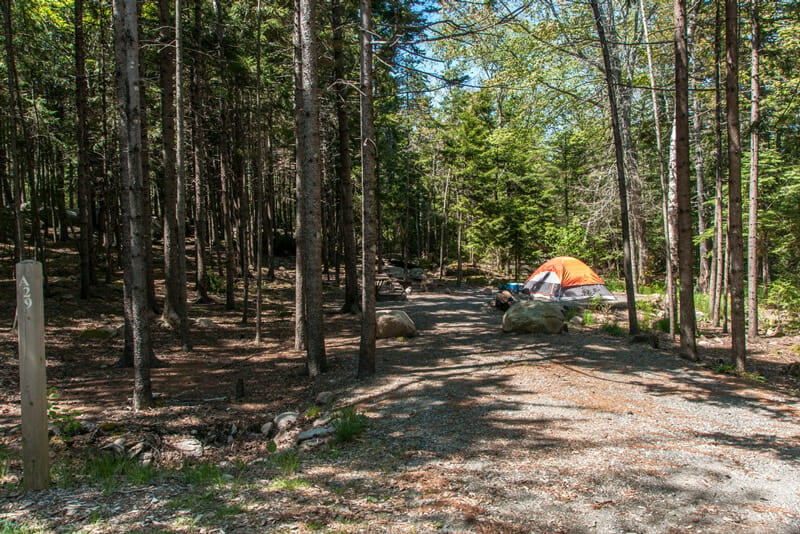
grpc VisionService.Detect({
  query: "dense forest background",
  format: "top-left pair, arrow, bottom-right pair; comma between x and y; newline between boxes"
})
2,0 -> 799,393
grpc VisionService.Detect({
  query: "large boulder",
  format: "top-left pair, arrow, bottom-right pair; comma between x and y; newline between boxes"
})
376,310 -> 417,339
502,301 -> 565,334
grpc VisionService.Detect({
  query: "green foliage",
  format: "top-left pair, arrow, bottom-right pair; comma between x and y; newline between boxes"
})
766,278 -> 800,313
582,309 -> 595,326
207,272 -> 225,295
333,407 -> 368,443
652,317 -> 672,333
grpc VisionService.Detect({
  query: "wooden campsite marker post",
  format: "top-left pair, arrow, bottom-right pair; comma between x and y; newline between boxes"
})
16,260 -> 49,490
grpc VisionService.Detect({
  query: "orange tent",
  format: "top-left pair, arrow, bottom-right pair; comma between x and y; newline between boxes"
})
523,256 -> 616,303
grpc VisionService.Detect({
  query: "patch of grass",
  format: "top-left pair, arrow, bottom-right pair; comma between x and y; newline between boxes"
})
47,388 -> 82,437
271,450 -> 300,475
0,446 -> 11,480
652,317 -> 672,333
601,323 -> 626,336
305,520 -> 327,531
82,452 -> 158,493
270,476 -> 310,491
713,363 -> 766,383
214,503 -> 245,519
582,309 -> 595,326
182,461 -> 225,486
0,519 -> 43,534
333,407 -> 368,443
304,405 -> 321,419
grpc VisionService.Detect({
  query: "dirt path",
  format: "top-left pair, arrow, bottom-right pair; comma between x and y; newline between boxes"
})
334,289 -> 800,533
1,286 -> 799,533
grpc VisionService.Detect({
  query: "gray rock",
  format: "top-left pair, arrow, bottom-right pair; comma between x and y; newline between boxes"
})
315,391 -> 335,405
260,422 -> 274,436
174,437 -> 204,457
275,411 -> 299,431
194,317 -> 216,328
502,301 -> 565,334
376,310 -> 417,339
296,426 -> 335,443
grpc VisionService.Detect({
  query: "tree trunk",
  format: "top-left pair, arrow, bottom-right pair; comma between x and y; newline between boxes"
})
174,0 -> 190,350
113,0 -> 153,410
674,0 -> 698,360
332,0 -> 360,314
689,6 -> 711,293
358,0 -> 377,378
710,0 -> 725,327
75,0 -> 93,299
160,0 -> 189,349
191,0 -> 210,303
640,0 -> 675,337
747,0 -> 760,340
726,0 -> 746,371
297,0 -> 327,376
2,0 -> 24,263
292,0 -> 307,352
590,0 -> 639,334
254,0 -> 264,343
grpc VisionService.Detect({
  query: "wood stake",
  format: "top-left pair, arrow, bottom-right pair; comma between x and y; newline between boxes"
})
16,260 -> 49,490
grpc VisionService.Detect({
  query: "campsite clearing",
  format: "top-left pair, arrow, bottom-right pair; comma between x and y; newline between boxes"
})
1,281 -> 799,533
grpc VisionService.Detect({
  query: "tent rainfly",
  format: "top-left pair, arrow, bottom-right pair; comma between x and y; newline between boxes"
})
523,256 -> 617,304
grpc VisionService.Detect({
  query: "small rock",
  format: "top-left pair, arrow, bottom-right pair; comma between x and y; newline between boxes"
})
174,437 -> 204,457
315,391 -> 335,405
194,317 -> 216,328
296,426 -> 335,443
260,422 -> 274,435
102,437 -> 126,457
313,416 -> 333,428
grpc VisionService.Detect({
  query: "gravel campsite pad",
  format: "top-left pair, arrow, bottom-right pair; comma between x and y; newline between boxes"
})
1,286 -> 799,533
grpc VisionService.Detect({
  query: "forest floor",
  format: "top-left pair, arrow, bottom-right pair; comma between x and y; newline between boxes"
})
1,243 -> 799,533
